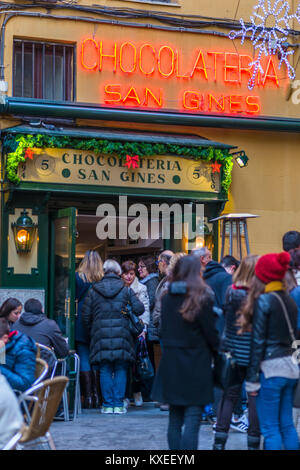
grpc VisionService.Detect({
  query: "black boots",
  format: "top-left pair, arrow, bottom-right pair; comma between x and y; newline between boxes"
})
91,370 -> 102,409
80,371 -> 93,409
212,432 -> 228,450
247,436 -> 261,450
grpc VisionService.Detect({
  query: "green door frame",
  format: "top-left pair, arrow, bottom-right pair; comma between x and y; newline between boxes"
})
49,207 -> 77,349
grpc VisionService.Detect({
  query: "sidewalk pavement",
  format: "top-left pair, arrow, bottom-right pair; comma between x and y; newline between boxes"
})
49,403 -> 247,450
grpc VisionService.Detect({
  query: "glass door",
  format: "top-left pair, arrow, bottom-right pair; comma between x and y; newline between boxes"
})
49,207 -> 77,349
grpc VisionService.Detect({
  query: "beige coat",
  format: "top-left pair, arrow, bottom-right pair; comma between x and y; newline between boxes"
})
130,277 -> 150,328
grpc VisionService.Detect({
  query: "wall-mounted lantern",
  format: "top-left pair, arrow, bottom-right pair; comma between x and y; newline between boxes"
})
11,210 -> 38,254
231,150 -> 249,168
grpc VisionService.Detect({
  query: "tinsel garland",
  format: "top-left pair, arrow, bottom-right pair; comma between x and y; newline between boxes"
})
4,133 -> 234,193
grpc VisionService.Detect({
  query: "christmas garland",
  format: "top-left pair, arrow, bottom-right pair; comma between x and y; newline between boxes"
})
4,133 -> 234,193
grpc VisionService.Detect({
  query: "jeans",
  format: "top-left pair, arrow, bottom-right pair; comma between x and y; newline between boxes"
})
256,373 -> 299,450
99,360 -> 129,408
168,405 -> 203,450
76,342 -> 91,372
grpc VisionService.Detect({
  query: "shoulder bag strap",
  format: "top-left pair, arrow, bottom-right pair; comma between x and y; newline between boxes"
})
270,292 -> 296,343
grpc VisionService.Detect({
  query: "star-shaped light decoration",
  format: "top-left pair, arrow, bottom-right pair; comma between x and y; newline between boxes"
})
211,161 -> 222,173
124,155 -> 139,169
229,0 -> 300,90
24,148 -> 34,160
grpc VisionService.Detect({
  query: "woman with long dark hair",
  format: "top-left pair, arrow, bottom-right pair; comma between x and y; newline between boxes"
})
152,255 -> 219,450
241,252 -> 299,450
213,255 -> 260,450
0,298 -> 22,328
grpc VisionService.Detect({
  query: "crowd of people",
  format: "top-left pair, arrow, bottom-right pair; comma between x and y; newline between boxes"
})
1,230 -> 300,450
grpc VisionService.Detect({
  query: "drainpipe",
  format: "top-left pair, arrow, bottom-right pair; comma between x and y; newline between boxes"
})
1,96 -> 300,132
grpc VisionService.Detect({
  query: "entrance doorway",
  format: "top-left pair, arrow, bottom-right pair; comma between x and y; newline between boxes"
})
49,196 -> 219,347
75,214 -> 164,268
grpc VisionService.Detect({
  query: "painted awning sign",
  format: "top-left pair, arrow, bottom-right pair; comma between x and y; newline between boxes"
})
18,148 -> 220,193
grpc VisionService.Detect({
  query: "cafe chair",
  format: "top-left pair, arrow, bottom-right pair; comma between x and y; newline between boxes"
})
35,343 -> 81,420
36,343 -> 69,421
33,358 -> 49,386
18,357 -> 50,422
2,377 -> 69,450
66,351 -> 81,420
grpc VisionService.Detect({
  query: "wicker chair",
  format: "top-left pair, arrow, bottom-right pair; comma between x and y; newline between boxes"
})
36,343 -> 70,420
36,343 -> 81,421
33,358 -> 49,386
3,377 -> 69,450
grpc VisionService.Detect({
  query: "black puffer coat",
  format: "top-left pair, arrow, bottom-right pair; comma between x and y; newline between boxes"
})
81,274 -> 145,365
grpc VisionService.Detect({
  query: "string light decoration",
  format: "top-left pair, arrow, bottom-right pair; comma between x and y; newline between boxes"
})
229,0 -> 300,90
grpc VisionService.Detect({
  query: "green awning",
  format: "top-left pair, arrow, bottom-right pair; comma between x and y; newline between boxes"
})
2,124 -> 237,150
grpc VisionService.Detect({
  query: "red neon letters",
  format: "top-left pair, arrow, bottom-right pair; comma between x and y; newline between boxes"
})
80,38 -> 284,114
81,38 -> 280,86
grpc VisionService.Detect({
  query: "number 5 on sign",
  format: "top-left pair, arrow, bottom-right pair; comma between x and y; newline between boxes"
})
34,154 -> 55,177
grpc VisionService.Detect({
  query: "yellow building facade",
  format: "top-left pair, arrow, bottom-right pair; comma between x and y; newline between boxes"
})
0,0 -> 300,343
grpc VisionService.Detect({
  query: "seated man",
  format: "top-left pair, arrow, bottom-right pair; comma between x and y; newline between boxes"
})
0,317 -> 36,392
0,371 -> 24,449
14,298 -> 69,372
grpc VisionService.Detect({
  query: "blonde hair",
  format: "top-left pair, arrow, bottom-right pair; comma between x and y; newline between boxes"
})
77,250 -> 104,283
233,255 -> 259,288
167,252 -> 187,277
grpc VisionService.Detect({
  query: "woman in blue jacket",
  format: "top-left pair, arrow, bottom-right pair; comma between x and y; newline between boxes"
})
0,317 -> 36,392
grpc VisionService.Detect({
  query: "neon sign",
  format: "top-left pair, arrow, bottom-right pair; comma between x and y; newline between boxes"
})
80,38 -> 286,115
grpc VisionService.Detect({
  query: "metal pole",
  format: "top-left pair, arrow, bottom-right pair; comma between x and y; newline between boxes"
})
229,221 -> 233,256
244,220 -> 251,255
220,220 -> 225,260
236,221 -> 242,260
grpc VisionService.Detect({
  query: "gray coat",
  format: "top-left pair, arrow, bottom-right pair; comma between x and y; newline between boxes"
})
14,311 -> 69,370
141,274 -> 160,341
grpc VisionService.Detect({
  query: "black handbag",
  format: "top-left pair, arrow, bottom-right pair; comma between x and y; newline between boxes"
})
122,300 -> 144,338
135,337 -> 154,381
213,351 -> 239,390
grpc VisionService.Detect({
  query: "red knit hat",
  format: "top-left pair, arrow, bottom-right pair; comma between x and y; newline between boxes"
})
255,252 -> 291,284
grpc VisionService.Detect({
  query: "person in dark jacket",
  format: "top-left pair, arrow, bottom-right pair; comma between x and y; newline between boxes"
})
213,255 -> 260,451
75,250 -> 104,409
203,259 -> 233,310
152,255 -> 219,450
240,252 -> 299,450
0,317 -> 36,392
82,259 -> 144,415
138,255 -> 159,401
0,298 -> 22,329
220,255 -> 240,275
193,247 -> 232,329
14,298 -> 69,374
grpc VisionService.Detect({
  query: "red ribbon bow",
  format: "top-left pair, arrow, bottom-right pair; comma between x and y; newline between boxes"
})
124,154 -> 139,169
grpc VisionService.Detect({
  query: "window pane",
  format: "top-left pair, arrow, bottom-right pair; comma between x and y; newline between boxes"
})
13,41 -> 74,101
44,53 -> 63,100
